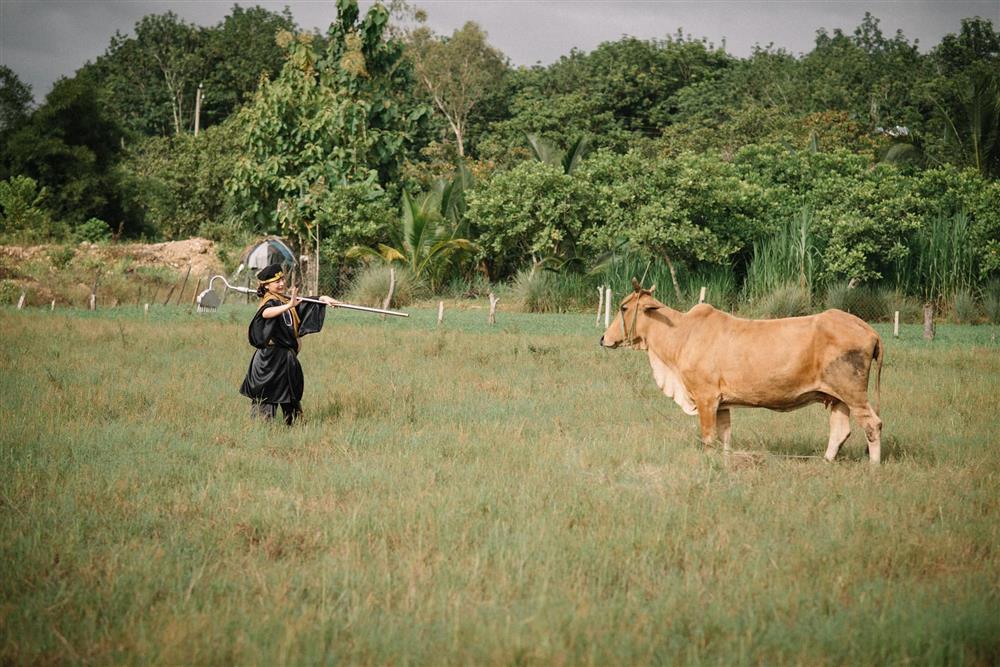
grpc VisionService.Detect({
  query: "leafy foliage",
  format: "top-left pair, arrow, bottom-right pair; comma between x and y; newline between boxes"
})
228,0 -> 426,252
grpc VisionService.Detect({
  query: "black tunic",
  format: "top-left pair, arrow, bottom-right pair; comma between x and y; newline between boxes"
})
239,297 -> 326,404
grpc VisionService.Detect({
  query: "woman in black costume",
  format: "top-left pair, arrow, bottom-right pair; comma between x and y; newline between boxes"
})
239,263 -> 338,424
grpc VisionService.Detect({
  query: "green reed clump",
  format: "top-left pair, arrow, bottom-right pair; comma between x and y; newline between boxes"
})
895,211 -> 977,302
951,288 -> 980,324
742,207 -> 820,305
881,288 -> 924,324
510,267 -> 596,313
743,282 -> 813,318
345,264 -> 423,307
984,280 -> 1000,324
824,283 -> 891,321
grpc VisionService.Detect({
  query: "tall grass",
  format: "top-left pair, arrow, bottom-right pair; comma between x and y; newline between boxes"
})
1,307 -> 999,664
742,207 -> 820,306
895,212 -> 977,303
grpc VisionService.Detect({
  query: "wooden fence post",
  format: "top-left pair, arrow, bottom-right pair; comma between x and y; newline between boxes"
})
923,303 -> 935,341
175,265 -> 191,305
91,271 -> 101,311
488,292 -> 499,325
382,267 -> 396,312
190,276 -> 202,306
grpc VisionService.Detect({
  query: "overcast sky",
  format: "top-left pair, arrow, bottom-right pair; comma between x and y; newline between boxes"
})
2,1 -> 997,103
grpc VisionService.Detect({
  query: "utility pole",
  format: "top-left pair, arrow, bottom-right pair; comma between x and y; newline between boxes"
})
194,83 -> 203,136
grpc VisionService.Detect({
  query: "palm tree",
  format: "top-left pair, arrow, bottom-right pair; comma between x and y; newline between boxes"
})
525,133 -> 591,174
347,185 -> 477,290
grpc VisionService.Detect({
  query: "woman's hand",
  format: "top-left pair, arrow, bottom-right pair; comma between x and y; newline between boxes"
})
319,295 -> 340,307
288,286 -> 300,307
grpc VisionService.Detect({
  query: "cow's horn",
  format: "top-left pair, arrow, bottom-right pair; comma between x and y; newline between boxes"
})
648,284 -> 655,293
631,277 -> 641,291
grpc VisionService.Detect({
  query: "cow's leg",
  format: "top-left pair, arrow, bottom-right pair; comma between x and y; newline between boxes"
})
824,401 -> 851,462
717,408 -> 732,454
696,398 -> 720,447
850,403 -> 882,464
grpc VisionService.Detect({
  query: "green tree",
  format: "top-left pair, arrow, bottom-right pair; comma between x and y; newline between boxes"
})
466,160 -> 596,280
197,5 -> 299,127
1,75 -> 132,232
97,12 -> 205,136
407,21 -> 508,156
0,175 -> 59,242
925,17 -> 1000,177
119,114 -> 245,240
228,0 -> 426,257
0,66 -> 33,136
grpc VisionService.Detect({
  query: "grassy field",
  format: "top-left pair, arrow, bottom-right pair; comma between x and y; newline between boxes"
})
2,303 -> 998,665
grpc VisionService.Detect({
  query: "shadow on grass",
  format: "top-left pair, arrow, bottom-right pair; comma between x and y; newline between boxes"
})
732,432 -> 922,464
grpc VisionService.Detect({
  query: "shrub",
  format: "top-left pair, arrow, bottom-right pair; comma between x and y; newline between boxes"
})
46,245 -> 77,269
75,218 -> 113,243
510,268 -> 597,313
442,272 -> 492,300
881,288 -> 923,324
824,283 -> 890,321
344,265 -> 422,308
983,280 -> 1000,324
951,289 -> 979,324
744,283 -> 812,319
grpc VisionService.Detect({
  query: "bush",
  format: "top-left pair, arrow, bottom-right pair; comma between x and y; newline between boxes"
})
743,283 -> 812,319
824,283 -> 890,321
881,288 -> 923,324
442,272 -> 493,300
510,268 -> 598,313
46,245 -> 76,269
75,218 -> 112,243
951,289 -> 979,324
344,265 -> 422,308
983,280 -> 1000,324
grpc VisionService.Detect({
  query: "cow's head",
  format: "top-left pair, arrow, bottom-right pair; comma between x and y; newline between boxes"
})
600,278 -> 669,350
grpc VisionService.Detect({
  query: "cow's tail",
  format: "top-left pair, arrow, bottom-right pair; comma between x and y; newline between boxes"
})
872,335 -> 884,416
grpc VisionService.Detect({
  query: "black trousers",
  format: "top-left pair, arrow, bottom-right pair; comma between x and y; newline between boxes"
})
251,400 -> 302,425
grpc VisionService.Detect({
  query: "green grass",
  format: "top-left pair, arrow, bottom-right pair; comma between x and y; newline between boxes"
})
2,304 -> 998,665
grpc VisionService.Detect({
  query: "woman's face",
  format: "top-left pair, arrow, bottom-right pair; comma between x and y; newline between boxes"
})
269,277 -> 286,293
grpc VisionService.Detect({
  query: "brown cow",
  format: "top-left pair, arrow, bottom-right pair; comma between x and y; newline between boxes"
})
600,280 -> 884,463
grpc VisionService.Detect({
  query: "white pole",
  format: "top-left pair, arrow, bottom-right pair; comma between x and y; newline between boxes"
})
596,285 -> 604,327
604,288 -> 612,327
89,293 -> 96,311
144,303 -> 149,318
893,311 -> 900,338
437,300 -> 444,326
17,291 -> 25,310
699,286 -> 707,304
194,83 -> 202,136
50,300 -> 55,311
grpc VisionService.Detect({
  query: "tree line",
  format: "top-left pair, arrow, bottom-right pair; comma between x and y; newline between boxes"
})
0,0 -> 997,309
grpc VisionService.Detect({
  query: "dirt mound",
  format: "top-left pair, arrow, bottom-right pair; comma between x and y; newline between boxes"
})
0,238 -> 223,276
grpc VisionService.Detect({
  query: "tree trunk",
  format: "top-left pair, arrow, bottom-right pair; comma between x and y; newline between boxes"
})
663,253 -> 683,303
